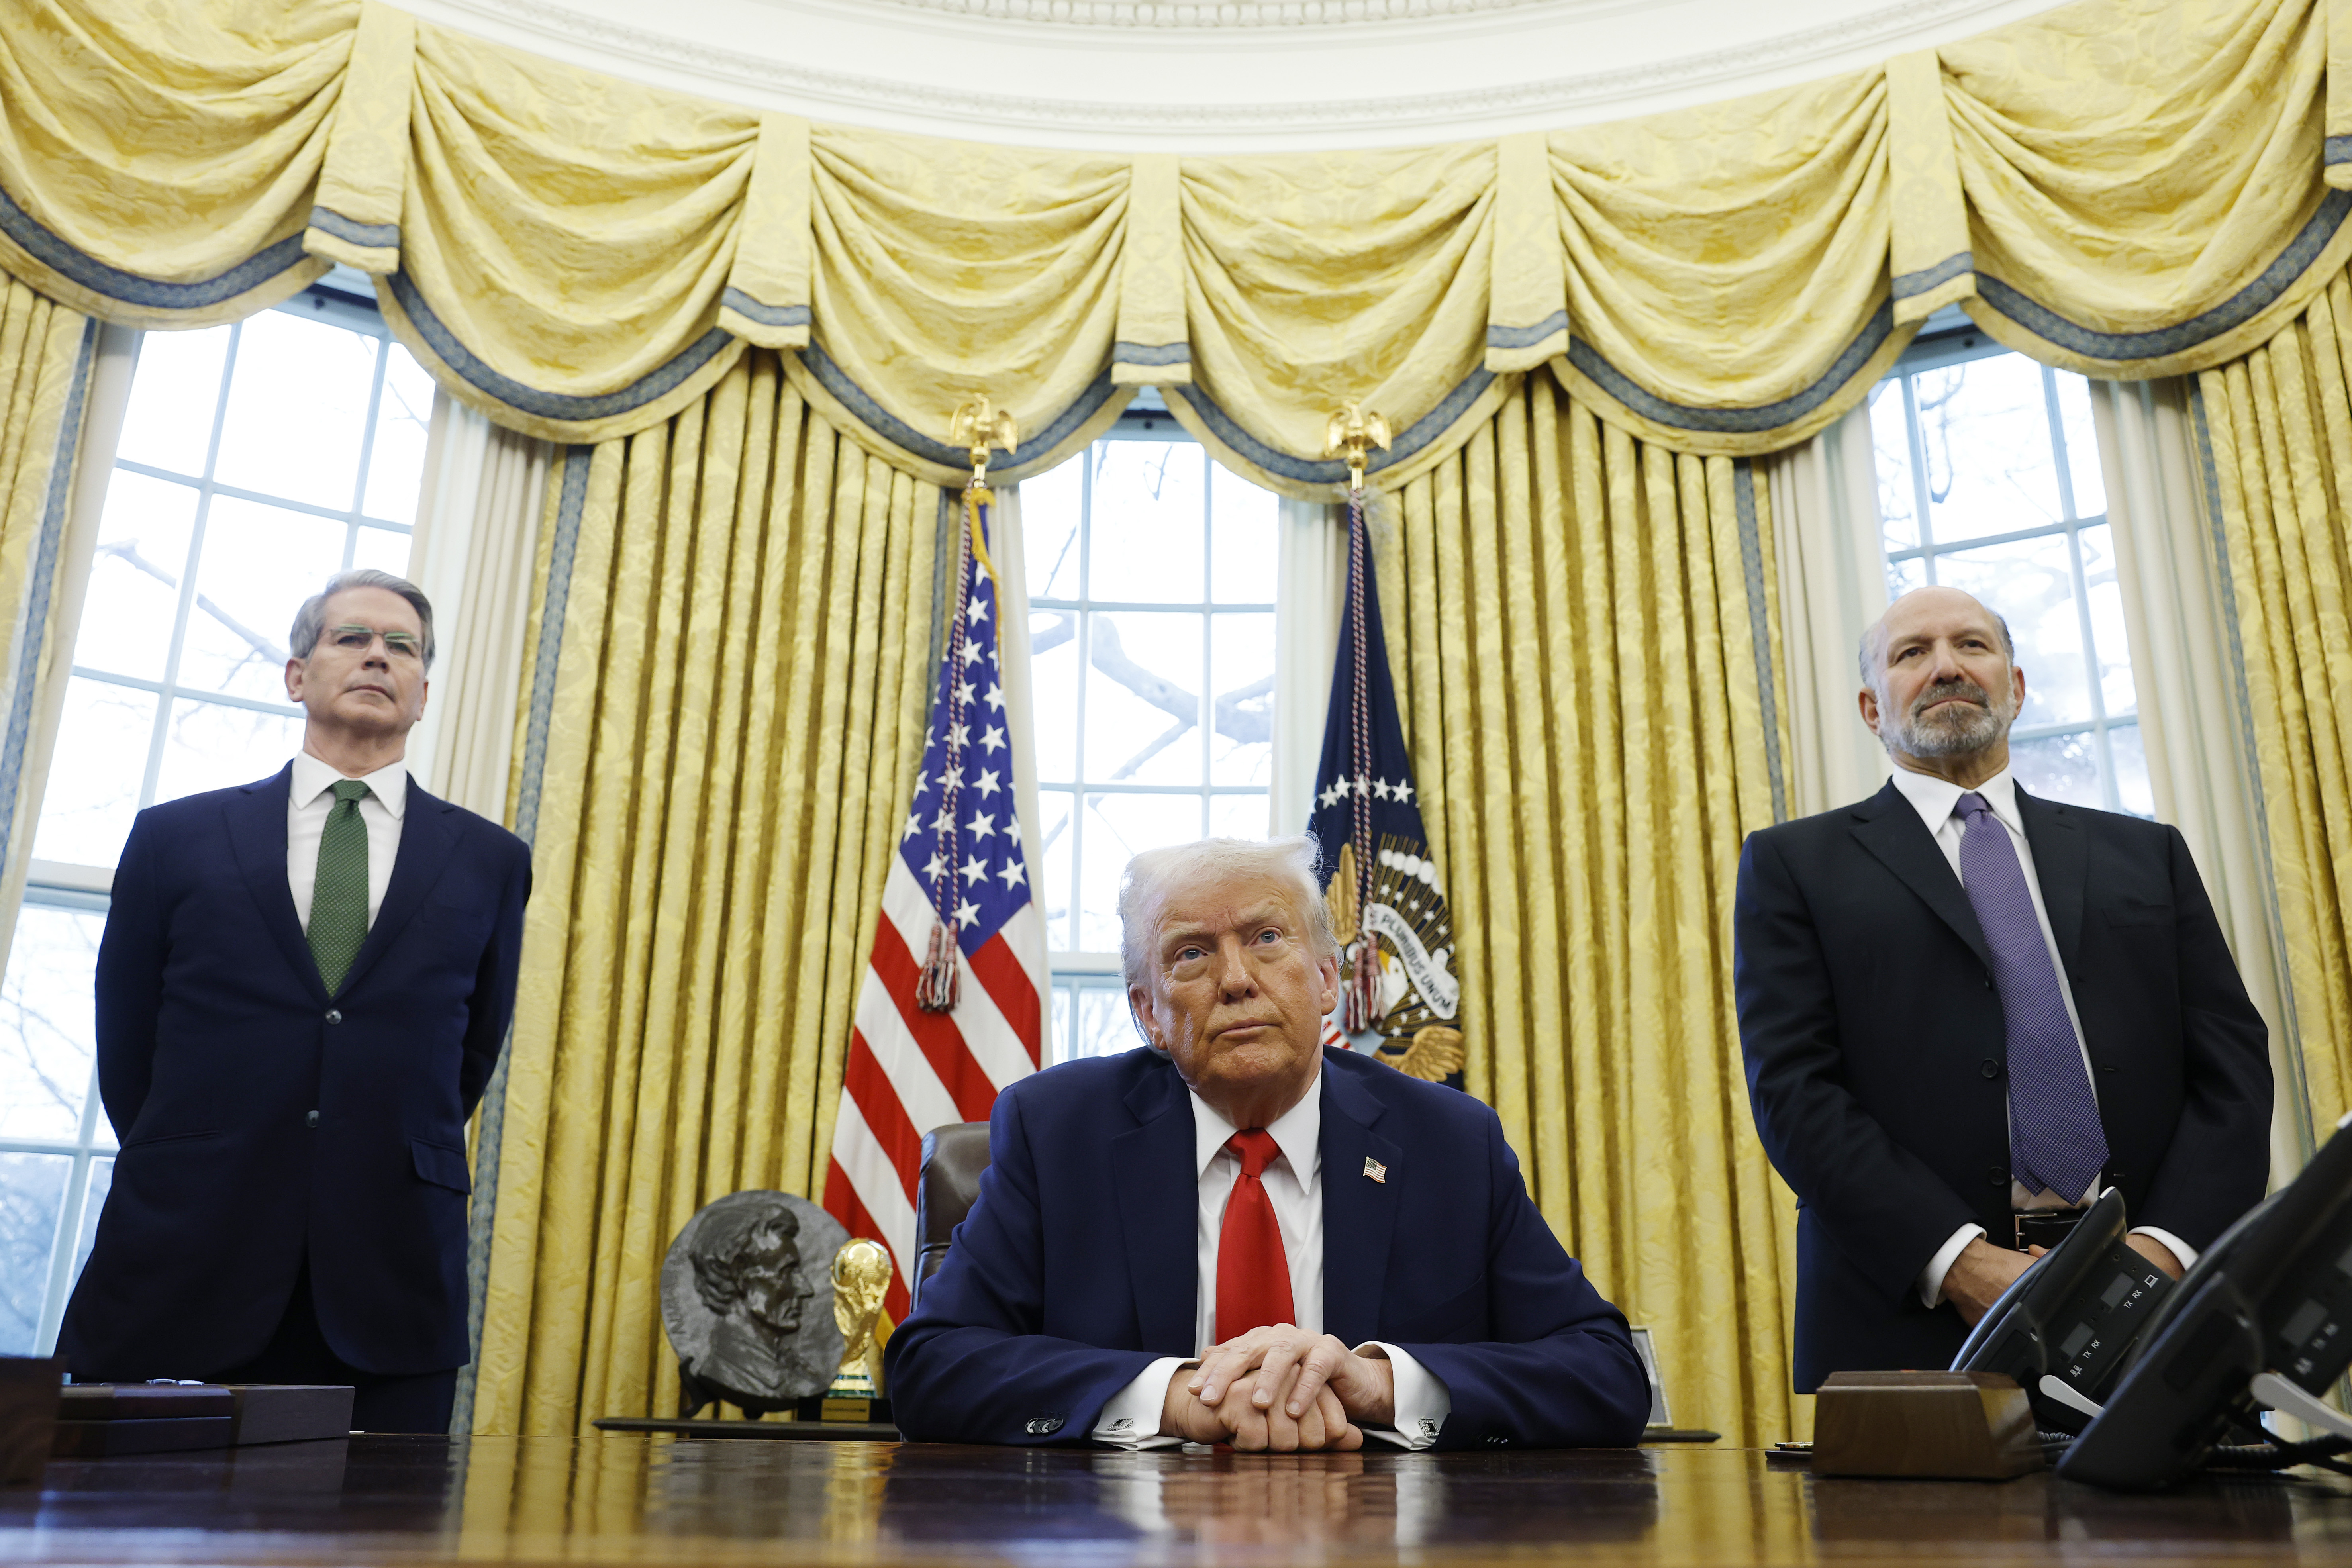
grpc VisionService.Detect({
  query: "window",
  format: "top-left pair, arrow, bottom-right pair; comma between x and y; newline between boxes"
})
1868,325 -> 2151,817
1022,405 -> 1281,1064
0,278 -> 431,1354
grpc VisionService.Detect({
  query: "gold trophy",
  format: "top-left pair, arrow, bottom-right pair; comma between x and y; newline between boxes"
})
817,1239 -> 894,1423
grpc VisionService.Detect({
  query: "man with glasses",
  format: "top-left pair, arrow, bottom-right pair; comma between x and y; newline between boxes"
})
61,569 -> 531,1433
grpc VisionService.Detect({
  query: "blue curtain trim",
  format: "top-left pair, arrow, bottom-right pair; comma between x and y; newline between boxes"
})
1732,458 -> 1788,825
1170,367 -> 1497,485
1566,303 -> 1896,435
1111,341 -> 1192,366
720,287 -> 811,329
1486,312 -> 1570,351
800,338 -> 1119,470
1893,251 -> 1974,300
0,317 -> 96,872
1976,189 -> 2352,360
386,272 -> 734,425
307,206 -> 400,251
0,185 -> 310,310
2328,135 -> 2352,166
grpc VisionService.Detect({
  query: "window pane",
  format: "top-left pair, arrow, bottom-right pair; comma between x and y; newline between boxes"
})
1084,612 -> 1202,786
1038,789 -> 1073,951
1930,533 -> 2092,727
1022,462 -> 1082,602
76,472 -> 198,684
1046,983 -> 1071,1066
2054,371 -> 2106,520
181,495 -> 344,703
1915,356 -> 2064,545
116,325 -> 230,479
1089,443 -> 1203,604
212,311 -> 378,513
2080,523 -> 2136,716
0,1152 -> 68,1355
2010,729 -> 2103,808
1209,793 -> 1270,840
1888,554 -> 1925,599
1077,791 -> 1201,951
1209,612 -> 1275,787
1870,380 -> 1918,552
1209,464 -> 1278,604
1075,985 -> 1139,1061
1029,612 -> 1078,784
2109,722 -> 2153,818
361,345 -> 435,525
349,523 -> 412,578
0,904 -> 102,1143
32,678 -> 157,867
151,698 -> 304,806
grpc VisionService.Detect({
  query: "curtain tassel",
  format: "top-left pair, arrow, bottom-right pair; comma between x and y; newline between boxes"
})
916,921 -> 961,1013
1341,938 -> 1379,1033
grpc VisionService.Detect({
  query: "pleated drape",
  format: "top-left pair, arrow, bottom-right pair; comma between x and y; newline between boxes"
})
1368,372 -> 1801,1445
470,350 -> 940,1437
2197,266 -> 2352,1129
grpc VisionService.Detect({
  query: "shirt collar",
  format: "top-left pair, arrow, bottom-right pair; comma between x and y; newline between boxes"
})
291,750 -> 410,819
1887,762 -> 2019,839
1190,1063 -> 1323,1185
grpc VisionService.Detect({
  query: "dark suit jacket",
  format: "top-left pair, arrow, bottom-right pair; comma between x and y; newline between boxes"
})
884,1044 -> 1649,1448
1735,778 -> 2271,1390
61,764 -> 531,1379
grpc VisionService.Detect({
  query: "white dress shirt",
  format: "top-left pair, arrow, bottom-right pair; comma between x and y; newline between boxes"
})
287,751 -> 408,931
1885,766 -> 2197,1306
1090,1068 -> 1451,1450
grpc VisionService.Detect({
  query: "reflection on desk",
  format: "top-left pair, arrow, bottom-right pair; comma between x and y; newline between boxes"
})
3,1435 -> 2351,1564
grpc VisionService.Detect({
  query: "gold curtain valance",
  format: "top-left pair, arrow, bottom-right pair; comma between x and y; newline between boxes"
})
2,0 -> 2348,492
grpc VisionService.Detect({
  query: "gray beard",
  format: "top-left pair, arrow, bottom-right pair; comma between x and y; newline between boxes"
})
1886,686 -> 2011,759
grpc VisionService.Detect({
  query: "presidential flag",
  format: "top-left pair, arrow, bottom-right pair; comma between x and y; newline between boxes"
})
1307,498 -> 1465,1087
825,491 -> 1046,1321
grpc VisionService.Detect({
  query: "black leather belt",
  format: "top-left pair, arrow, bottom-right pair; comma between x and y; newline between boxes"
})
2014,1208 -> 2089,1251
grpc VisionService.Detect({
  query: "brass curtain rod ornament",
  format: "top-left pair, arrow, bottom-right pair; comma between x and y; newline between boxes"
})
1323,402 -> 1391,496
949,395 -> 1018,496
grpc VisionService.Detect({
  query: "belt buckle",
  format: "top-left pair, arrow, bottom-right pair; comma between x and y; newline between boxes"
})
2013,1209 -> 2087,1251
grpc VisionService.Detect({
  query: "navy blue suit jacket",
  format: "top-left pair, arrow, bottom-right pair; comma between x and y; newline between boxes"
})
1735,780 -> 2270,1391
61,764 -> 530,1379
884,1045 -> 1648,1448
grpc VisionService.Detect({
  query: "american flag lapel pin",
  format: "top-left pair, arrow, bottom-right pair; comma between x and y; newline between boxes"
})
1363,1157 -> 1387,1184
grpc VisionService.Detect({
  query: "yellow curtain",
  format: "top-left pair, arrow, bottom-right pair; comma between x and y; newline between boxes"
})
2196,262 -> 2352,1129
469,351 -> 940,1437
1369,373 -> 1801,1445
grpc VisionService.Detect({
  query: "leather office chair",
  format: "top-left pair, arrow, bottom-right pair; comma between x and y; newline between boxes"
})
912,1122 -> 991,1310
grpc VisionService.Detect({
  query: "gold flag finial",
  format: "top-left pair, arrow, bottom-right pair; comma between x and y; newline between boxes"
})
1323,402 -> 1391,494
949,396 -> 1018,492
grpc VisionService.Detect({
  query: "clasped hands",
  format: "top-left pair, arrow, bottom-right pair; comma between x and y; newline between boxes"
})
1158,1324 -> 1396,1452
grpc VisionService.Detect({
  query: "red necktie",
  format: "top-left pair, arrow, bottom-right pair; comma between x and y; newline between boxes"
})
1214,1129 -> 1295,1343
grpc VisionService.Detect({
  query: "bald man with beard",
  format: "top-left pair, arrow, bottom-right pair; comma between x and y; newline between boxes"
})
1733,586 -> 2272,1389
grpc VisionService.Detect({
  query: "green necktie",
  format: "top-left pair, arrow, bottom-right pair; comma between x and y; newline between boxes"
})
308,778 -> 372,994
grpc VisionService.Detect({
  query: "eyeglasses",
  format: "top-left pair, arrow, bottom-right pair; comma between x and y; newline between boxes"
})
323,624 -> 423,661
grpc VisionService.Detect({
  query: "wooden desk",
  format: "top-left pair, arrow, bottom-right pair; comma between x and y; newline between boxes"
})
3,1435 -> 2349,1566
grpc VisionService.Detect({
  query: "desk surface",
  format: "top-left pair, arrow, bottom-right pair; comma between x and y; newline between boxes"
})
4,1435 -> 2351,1567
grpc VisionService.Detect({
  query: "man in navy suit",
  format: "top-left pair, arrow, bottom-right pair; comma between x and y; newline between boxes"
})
61,569 -> 530,1433
886,837 -> 1647,1450
1735,586 -> 2270,1390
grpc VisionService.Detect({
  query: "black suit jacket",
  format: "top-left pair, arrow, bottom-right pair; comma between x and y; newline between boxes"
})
1734,779 -> 2270,1390
61,764 -> 531,1378
885,1045 -> 1650,1448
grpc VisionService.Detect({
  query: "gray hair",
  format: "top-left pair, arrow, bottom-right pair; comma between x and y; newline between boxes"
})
1857,601 -> 2013,698
1118,834 -> 1339,1005
289,569 -> 436,669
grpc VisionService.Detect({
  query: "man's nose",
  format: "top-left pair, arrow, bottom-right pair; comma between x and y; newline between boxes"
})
1213,938 -> 1255,998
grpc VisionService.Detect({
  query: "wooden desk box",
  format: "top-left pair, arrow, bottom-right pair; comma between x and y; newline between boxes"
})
1812,1370 -> 2043,1480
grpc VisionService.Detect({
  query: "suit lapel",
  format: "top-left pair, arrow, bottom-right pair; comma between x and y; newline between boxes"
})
333,782 -> 457,998
2016,787 -> 2087,979
1111,1061 -> 1199,1355
225,765 -> 327,1005
1849,780 -> 1994,973
1318,1059 -> 1401,1350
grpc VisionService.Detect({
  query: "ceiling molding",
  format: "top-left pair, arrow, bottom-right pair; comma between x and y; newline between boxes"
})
402,0 -> 2069,149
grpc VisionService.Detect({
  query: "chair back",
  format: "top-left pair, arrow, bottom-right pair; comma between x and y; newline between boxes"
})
912,1122 -> 991,1308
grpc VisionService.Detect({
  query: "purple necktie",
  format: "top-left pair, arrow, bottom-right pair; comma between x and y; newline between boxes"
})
1954,792 -> 2108,1203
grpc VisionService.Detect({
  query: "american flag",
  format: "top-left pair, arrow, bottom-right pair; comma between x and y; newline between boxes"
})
825,493 -> 1045,1321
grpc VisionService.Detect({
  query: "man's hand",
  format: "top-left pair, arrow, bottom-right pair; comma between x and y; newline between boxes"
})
2126,1232 -> 2186,1280
1160,1366 -> 1363,1451
1942,1236 -> 2040,1326
1188,1325 -> 1397,1428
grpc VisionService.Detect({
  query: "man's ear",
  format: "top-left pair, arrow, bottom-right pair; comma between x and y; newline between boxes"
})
1128,984 -> 1164,1052
1857,683 -> 1882,738
285,656 -> 306,704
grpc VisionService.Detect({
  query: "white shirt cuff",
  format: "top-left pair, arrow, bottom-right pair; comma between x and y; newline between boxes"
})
2128,1226 -> 2197,1274
1919,1223 -> 1987,1309
1360,1341 -> 1449,1449
1090,1357 -> 1192,1449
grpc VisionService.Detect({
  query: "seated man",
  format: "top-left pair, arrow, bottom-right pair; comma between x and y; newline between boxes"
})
886,836 -> 1649,1450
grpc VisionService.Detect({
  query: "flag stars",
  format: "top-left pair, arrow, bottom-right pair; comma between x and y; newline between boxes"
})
954,898 -> 981,929
967,594 -> 990,625
962,854 -> 988,886
902,811 -> 923,842
967,810 -> 997,841
955,679 -> 976,708
1372,778 -> 1393,801
999,860 -> 1027,890
933,805 -> 958,834
973,768 -> 1002,799
1394,779 -> 1414,805
980,724 -> 1006,753
984,681 -> 1005,712
948,721 -> 969,751
960,640 -> 983,666
922,851 -> 946,881
1352,775 -> 1371,798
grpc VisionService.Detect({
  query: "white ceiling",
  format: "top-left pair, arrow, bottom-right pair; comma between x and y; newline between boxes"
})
402,0 -> 2072,151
